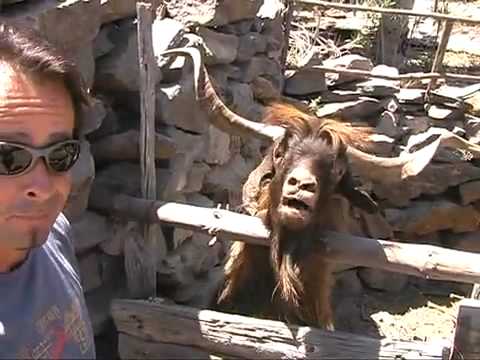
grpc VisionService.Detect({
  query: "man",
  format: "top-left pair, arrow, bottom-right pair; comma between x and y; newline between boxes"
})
0,23 -> 96,358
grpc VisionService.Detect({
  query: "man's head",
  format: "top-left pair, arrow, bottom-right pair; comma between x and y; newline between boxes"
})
0,23 -> 89,252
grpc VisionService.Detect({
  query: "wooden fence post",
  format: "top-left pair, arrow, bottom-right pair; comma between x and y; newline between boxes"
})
451,299 -> 480,360
426,19 -> 454,96
124,0 -> 166,299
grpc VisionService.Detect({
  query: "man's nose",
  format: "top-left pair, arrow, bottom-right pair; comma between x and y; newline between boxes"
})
23,159 -> 56,200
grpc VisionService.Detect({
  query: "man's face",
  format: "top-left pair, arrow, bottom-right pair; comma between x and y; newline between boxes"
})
0,62 -> 74,250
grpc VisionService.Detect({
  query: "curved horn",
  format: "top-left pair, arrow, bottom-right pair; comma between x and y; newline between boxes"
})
157,47 -> 475,185
158,47 -> 285,142
348,127 -> 480,183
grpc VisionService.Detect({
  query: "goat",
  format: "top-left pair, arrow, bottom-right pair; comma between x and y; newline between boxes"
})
158,47 -> 453,330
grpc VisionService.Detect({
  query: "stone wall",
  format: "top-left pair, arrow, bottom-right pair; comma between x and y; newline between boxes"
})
0,0 -> 287,341
2,0 -> 480,352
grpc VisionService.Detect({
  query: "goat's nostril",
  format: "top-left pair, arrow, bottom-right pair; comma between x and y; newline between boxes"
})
288,177 -> 298,186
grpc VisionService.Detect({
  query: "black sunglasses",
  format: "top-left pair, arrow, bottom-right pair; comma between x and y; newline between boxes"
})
0,140 -> 81,176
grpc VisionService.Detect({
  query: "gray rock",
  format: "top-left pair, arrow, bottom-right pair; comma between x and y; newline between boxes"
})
443,231 -> 480,253
67,43 -> 96,90
373,163 -> 480,207
197,27 -> 239,65
100,0 -> 136,24
284,68 -> 327,96
465,115 -> 480,144
356,65 -> 400,97
358,268 -> 409,292
205,125 -> 231,166
152,18 -> 186,69
333,269 -> 364,295
236,32 -> 268,61
95,22 -> 160,93
257,0 -> 285,20
459,180 -> 480,205
4,0 -> 101,53
161,129 -> 208,198
218,19 -> 255,36
427,104 -> 465,122
71,211 -> 111,254
322,55 -> 373,86
227,81 -> 257,119
64,141 -> 95,221
165,0 -> 263,27
93,26 -> 115,59
184,163 -> 210,194
85,97 -> 120,141
78,251 -> 102,293
156,74 -> 211,133
90,130 -> 176,164
402,115 -> 431,135
376,111 -> 403,139
94,162 -> 172,199
99,220 -> 135,256
80,97 -> 106,136
235,55 -> 282,87
316,97 -> 382,122
385,200 -> 480,235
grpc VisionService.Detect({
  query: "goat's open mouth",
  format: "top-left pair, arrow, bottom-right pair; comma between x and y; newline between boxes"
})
282,197 -> 310,212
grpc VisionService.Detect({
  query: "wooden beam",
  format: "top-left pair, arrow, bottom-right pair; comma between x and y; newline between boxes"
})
112,299 -> 448,360
290,65 -> 480,83
427,20 -> 454,94
132,1 -> 163,299
118,333 -> 217,360
451,299 -> 480,360
281,0 -> 295,72
298,0 -> 480,25
88,187 -> 480,285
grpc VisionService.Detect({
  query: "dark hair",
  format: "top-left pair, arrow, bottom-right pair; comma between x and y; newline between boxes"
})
0,22 -> 91,137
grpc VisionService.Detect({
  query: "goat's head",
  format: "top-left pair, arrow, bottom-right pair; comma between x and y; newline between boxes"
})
265,117 -> 378,231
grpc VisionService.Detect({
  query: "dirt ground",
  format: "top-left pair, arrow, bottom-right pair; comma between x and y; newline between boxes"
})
332,280 -> 469,345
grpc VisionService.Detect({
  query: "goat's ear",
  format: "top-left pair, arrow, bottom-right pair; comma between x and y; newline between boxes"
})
272,130 -> 290,169
337,169 -> 378,214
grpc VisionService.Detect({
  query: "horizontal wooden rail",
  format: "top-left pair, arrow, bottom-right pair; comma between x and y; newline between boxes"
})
288,65 -> 480,83
112,299 -> 448,360
298,0 -> 480,25
88,187 -> 480,285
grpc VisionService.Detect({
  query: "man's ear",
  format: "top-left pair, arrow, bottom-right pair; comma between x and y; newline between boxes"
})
337,168 -> 378,214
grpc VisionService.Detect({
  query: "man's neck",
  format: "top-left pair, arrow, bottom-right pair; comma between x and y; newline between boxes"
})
0,246 -> 28,273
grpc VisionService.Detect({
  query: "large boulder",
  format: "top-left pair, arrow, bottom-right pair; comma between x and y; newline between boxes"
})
3,0 -> 101,52
100,0 -> 137,24
165,0 -> 263,27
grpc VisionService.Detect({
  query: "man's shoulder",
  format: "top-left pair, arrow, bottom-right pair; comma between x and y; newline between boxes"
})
45,213 -> 79,274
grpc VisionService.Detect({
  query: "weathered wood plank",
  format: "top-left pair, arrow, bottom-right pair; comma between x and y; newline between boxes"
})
118,333 -> 216,360
88,188 -> 480,285
112,299 -> 448,360
129,1 -> 164,299
427,20 -> 454,94
451,299 -> 480,360
298,0 -> 480,25
298,65 -> 480,83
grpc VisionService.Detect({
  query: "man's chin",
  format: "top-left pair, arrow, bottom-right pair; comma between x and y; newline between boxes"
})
0,226 -> 50,250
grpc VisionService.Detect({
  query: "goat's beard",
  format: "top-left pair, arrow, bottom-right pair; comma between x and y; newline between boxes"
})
269,213 -> 319,321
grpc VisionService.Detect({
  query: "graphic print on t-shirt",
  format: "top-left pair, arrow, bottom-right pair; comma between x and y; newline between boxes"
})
16,298 -> 93,359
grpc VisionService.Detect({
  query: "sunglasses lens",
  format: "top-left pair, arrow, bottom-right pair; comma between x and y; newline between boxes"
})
0,143 -> 32,175
48,141 -> 81,172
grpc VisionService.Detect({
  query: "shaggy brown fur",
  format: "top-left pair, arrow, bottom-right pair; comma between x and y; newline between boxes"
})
214,102 -> 377,330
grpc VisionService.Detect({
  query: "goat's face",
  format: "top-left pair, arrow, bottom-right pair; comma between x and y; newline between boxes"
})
268,131 -> 349,231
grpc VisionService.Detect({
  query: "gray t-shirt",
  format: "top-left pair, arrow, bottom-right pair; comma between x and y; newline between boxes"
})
0,213 -> 96,359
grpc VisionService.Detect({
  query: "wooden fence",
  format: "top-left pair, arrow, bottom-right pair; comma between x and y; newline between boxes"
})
108,1 -> 480,359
